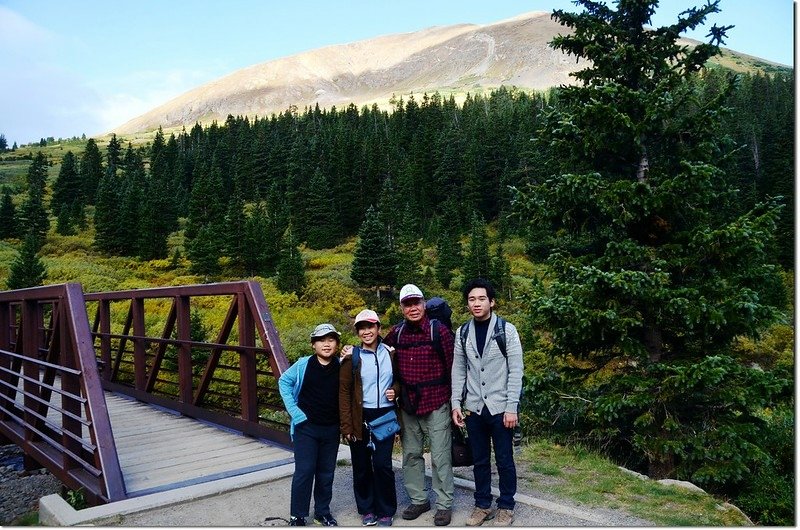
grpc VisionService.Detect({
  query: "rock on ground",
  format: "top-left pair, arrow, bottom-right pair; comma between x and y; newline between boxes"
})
0,444 -> 62,524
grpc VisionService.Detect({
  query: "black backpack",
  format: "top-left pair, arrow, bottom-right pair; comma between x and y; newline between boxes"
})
459,315 -> 508,358
425,297 -> 453,331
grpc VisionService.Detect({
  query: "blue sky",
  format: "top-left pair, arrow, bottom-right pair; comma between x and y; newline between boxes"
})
0,0 -> 794,145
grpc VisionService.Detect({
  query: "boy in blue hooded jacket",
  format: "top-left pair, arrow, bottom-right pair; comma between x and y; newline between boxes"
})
279,323 -> 342,526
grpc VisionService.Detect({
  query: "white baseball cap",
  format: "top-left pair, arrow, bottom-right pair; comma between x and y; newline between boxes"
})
354,309 -> 380,326
399,284 -> 424,303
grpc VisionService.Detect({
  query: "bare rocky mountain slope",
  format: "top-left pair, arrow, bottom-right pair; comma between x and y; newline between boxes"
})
112,10 -> 785,135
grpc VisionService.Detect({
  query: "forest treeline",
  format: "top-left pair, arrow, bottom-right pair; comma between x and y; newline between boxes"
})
1,69 -> 792,277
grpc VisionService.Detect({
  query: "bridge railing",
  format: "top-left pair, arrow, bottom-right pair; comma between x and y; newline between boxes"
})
0,283 -> 126,505
84,280 -> 291,446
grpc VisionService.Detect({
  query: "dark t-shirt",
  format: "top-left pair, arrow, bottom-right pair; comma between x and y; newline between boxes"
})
298,356 -> 340,425
474,318 -> 491,356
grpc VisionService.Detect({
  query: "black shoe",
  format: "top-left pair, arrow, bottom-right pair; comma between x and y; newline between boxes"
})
401,501 -> 431,520
289,516 -> 306,526
314,514 -> 338,526
434,509 -> 452,526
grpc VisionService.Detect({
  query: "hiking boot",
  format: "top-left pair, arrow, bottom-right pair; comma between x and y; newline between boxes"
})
289,516 -> 306,526
313,514 -> 338,526
466,507 -> 494,526
377,516 -> 393,526
401,501 -> 431,520
361,513 -> 378,526
492,509 -> 514,526
434,509 -> 452,526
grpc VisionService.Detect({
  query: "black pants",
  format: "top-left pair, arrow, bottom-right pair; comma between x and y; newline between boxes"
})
290,421 -> 340,518
349,406 -> 397,518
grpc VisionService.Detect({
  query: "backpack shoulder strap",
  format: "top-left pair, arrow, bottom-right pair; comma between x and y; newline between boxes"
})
459,321 -> 470,354
430,319 -> 445,364
351,346 -> 361,376
494,316 -> 507,358
395,322 -> 405,345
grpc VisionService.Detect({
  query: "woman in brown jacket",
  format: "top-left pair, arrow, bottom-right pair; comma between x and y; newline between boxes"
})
340,309 -> 400,527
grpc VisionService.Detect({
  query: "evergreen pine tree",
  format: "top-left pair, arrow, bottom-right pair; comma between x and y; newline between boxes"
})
19,153 -> 50,248
93,168 -> 122,254
351,206 -> 396,288
188,224 -> 222,276
79,138 -> 104,203
276,225 -> 306,294
519,0 -> 786,485
0,187 -> 17,239
393,204 -> 422,288
304,167 -> 341,249
6,231 -> 47,289
52,151 -> 81,218
461,213 -> 491,285
105,134 -> 122,175
488,242 -> 512,299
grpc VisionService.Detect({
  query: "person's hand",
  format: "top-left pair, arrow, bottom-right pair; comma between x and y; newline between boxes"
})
452,408 -> 465,427
385,388 -> 396,401
340,344 -> 353,360
503,412 -> 518,429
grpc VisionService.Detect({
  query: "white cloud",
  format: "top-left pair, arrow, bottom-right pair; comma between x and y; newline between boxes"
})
0,7 -> 213,143
88,68 -> 214,134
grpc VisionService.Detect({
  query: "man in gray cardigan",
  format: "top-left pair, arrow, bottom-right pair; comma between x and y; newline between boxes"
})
451,278 -> 523,527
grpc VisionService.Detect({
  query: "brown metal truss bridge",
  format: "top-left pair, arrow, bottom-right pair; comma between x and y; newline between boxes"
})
0,281 -> 292,505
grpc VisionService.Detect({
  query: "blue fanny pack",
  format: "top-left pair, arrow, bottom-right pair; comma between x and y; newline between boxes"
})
365,409 -> 401,450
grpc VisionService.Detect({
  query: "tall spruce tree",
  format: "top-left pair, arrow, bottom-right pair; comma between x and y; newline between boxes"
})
79,138 -> 104,203
0,187 -> 17,239
52,151 -> 82,233
93,168 -> 122,254
434,224 -> 462,289
351,206 -> 396,288
304,168 -> 340,249
461,213 -> 491,285
393,204 -> 423,288
276,225 -> 306,294
519,0 -> 787,488
7,231 -> 47,289
19,153 -> 50,247
488,242 -> 512,299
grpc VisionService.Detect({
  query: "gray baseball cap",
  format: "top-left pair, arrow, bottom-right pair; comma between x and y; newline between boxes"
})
310,323 -> 341,341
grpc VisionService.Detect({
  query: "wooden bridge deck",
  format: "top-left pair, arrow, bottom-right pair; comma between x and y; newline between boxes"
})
23,381 -> 294,498
104,393 -> 294,497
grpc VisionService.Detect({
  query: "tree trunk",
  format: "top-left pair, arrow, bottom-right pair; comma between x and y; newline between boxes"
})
643,324 -> 663,363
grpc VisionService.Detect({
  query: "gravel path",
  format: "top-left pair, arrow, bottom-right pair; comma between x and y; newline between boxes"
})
1,443 -> 653,526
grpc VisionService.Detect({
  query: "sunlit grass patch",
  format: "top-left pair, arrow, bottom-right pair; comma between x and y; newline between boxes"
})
518,439 -> 750,526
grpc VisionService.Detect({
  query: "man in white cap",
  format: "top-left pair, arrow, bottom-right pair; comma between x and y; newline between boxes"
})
383,284 -> 455,526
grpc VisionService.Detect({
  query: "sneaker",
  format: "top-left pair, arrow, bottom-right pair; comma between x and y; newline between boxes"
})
361,513 -> 378,526
377,516 -> 393,526
401,501 -> 431,520
313,514 -> 338,526
434,509 -> 452,526
466,507 -> 494,526
493,508 -> 514,526
289,516 -> 306,526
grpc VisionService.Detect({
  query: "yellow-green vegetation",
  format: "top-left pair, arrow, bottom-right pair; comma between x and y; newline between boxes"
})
519,440 -> 751,526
